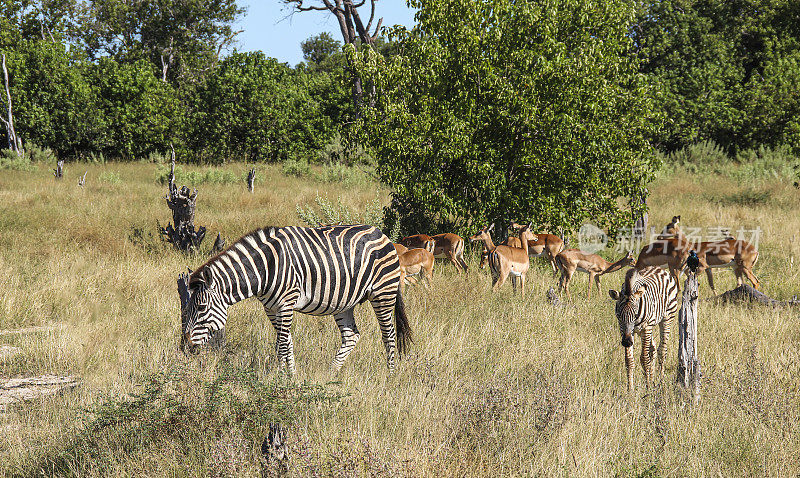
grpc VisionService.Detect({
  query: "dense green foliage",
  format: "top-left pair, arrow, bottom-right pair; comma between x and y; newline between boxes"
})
354,0 -> 659,235
0,0 -> 348,162
632,0 -> 800,153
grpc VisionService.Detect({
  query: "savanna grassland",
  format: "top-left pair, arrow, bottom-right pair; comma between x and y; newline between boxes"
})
0,159 -> 799,477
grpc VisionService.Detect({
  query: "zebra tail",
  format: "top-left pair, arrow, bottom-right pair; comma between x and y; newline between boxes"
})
394,285 -> 413,355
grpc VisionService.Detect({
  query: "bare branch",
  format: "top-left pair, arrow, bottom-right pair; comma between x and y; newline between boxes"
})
365,0 -> 376,32
371,17 -> 383,41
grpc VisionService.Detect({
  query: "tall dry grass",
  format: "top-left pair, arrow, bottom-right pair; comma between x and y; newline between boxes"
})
0,160 -> 798,476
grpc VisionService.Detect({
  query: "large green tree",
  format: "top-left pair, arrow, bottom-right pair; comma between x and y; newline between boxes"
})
354,0 -> 659,236
632,0 -> 800,152
188,51 -> 334,162
83,0 -> 244,83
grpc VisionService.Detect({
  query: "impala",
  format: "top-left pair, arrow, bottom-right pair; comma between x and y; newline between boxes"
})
399,234 -> 435,253
431,233 -> 469,272
510,222 -> 565,277
478,236 -> 522,269
556,250 -> 636,299
638,218 -> 759,293
394,243 -> 409,256
694,238 -> 759,293
635,234 -> 691,286
470,223 -> 537,296
398,248 -> 435,290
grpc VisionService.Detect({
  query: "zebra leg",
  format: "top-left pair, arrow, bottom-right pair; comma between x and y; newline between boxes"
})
658,316 -> 671,376
640,329 -> 653,388
331,308 -> 360,372
371,295 -> 398,373
270,308 -> 296,375
625,344 -> 635,392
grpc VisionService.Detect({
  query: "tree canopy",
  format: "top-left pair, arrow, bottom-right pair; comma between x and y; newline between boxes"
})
353,0 -> 659,236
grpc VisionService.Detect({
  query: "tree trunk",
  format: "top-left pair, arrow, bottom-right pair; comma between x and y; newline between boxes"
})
247,167 -> 256,193
160,183 -> 207,251
1,54 -> 20,155
53,160 -> 64,179
676,272 -> 701,401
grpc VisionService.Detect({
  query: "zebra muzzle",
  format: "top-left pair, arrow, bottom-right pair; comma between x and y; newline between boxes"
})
621,334 -> 633,347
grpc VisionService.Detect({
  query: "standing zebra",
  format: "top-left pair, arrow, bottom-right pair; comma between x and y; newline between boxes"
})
183,224 -> 412,374
609,266 -> 678,391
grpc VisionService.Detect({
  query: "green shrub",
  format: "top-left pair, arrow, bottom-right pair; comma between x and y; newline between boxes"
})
665,140 -> 729,168
313,162 -> 374,186
99,171 -> 122,184
0,149 -> 35,171
282,157 -> 311,178
296,194 -> 399,240
317,133 -> 373,166
26,142 -> 57,164
15,365 -> 341,476
87,151 -> 106,164
155,165 -> 240,185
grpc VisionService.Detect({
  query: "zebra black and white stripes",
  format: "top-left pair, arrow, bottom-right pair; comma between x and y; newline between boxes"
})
609,266 -> 678,391
183,224 -> 411,374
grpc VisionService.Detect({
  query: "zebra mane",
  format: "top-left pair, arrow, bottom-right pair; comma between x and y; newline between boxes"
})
622,268 -> 646,296
189,227 -> 279,285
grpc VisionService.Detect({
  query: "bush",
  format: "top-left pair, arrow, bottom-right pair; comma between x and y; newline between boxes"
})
155,165 -> 240,185
317,133 -> 373,166
14,365 -> 341,476
99,171 -> 122,184
296,194 -> 399,240
663,140 -> 730,168
282,157 -> 311,178
0,149 -> 35,171
26,142 -> 57,164
313,162 -> 374,186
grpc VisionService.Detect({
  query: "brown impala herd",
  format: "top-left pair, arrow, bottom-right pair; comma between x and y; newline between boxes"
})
396,216 -> 761,391
396,215 -> 760,298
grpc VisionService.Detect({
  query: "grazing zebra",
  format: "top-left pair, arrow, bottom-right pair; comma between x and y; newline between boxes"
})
183,224 -> 412,375
608,266 -> 678,391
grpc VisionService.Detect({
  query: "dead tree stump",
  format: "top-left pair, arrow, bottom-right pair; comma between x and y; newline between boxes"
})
247,167 -> 256,193
211,232 -> 225,255
160,148 -> 207,251
676,272 -> 701,401
178,272 -> 224,352
53,160 -> 64,179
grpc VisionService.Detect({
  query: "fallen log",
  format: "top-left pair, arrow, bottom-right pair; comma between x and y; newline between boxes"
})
711,284 -> 800,308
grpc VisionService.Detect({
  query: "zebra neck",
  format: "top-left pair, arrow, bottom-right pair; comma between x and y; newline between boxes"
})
206,256 -> 258,305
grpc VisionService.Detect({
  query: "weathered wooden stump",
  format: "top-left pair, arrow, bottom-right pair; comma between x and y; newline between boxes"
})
53,160 -> 64,179
261,423 -> 289,475
676,272 -> 701,401
211,232 -> 225,255
160,183 -> 207,251
247,167 -> 256,193
178,272 -> 224,352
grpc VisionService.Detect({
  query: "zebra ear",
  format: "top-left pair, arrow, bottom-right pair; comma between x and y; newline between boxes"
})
200,268 -> 215,288
608,290 -> 619,300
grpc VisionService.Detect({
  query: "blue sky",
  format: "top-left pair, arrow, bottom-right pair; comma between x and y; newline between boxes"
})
235,1 -> 417,66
